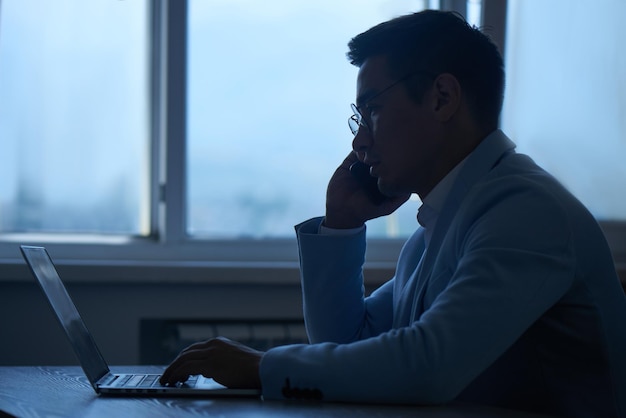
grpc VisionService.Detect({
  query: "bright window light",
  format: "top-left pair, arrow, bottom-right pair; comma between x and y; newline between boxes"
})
502,0 -> 626,220
0,0 -> 150,234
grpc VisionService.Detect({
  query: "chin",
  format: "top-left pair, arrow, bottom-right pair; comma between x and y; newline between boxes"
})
377,180 -> 399,197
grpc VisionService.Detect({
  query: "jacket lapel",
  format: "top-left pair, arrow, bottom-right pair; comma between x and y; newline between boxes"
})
409,131 -> 517,321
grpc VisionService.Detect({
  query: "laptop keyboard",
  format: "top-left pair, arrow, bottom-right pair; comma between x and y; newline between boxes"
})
118,374 -> 198,388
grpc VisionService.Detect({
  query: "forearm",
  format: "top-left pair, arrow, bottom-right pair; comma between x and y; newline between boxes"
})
259,324 -> 463,404
295,217 -> 391,343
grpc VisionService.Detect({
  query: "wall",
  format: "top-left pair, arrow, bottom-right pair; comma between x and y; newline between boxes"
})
0,280 -> 305,366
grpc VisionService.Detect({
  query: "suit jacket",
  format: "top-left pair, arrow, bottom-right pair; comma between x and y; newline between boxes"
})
260,130 -> 626,417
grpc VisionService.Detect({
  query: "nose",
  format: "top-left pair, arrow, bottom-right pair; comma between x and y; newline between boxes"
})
351,128 -> 371,158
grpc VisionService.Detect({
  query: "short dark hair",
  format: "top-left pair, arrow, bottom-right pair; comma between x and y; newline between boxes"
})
347,10 -> 505,130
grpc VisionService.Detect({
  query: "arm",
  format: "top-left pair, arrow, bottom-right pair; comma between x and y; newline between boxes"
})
295,217 -> 396,343
295,152 -> 410,343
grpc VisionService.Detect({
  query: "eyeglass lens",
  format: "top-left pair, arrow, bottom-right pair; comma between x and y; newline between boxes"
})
348,103 -> 365,136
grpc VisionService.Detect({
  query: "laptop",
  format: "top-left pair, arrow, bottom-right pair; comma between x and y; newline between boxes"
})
20,245 -> 261,398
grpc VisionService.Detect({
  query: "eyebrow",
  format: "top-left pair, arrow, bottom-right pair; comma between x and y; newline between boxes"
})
355,88 -> 380,108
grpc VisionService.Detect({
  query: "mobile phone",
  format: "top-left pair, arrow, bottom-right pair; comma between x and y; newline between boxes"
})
349,161 -> 387,205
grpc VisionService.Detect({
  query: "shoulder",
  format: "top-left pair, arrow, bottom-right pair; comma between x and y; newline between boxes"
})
456,153 -> 584,251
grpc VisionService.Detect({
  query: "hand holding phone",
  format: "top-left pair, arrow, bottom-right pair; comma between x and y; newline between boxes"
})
349,161 -> 387,205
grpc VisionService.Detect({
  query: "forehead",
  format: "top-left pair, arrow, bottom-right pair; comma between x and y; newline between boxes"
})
355,55 -> 395,105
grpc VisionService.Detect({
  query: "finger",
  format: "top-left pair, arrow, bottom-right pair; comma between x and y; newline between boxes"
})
160,349 -> 210,384
161,358 -> 208,385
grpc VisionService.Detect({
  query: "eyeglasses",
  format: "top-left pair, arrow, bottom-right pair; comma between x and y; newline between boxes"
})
348,71 -> 435,136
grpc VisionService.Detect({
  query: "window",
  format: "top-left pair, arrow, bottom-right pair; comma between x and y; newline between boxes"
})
502,0 -> 626,221
0,0 -> 150,235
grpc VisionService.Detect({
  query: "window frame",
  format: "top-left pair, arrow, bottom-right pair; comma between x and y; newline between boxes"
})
0,0 -> 624,285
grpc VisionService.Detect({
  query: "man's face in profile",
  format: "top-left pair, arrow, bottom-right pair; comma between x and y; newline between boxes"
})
353,55 -> 444,198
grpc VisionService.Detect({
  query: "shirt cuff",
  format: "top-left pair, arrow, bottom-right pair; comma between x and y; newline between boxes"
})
319,219 -> 365,236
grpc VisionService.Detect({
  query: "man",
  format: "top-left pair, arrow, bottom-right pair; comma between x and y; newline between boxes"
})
161,10 -> 626,416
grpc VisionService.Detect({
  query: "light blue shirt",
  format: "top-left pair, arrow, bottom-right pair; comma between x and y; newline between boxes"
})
418,158 -> 465,246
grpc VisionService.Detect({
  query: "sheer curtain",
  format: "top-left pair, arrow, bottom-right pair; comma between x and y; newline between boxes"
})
502,0 -> 626,220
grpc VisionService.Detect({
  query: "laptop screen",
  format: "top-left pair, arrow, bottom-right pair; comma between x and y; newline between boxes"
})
20,246 -> 110,389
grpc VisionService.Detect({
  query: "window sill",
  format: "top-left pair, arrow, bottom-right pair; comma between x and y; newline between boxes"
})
0,258 -> 398,286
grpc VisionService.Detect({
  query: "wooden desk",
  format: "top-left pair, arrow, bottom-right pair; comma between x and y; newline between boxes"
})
0,366 -> 553,417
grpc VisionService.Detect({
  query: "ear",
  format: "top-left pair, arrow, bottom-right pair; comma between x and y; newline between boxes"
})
431,73 -> 461,122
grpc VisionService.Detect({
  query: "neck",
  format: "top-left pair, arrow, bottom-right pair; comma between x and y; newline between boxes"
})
417,126 -> 490,199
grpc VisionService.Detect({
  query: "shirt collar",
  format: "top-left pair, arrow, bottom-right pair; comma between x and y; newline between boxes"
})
417,157 -> 466,229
